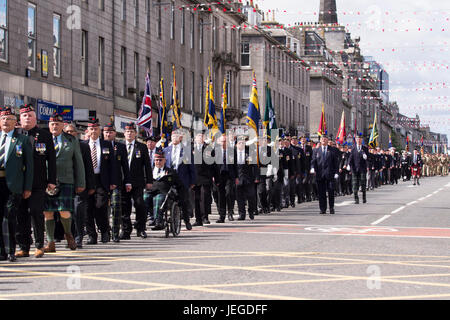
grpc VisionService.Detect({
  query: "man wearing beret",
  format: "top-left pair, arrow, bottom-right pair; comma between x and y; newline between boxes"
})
43,113 -> 85,253
14,105 -> 56,259
121,123 -> 152,239
82,119 -> 117,244
0,107 -> 34,262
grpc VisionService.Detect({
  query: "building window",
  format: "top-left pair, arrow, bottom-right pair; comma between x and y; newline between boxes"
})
190,12 -> 194,49
121,0 -> 126,21
134,52 -> 139,96
0,0 -> 7,63
170,1 -> 175,40
190,71 -> 195,111
81,30 -> 88,85
213,17 -> 218,51
241,85 -> 250,112
27,3 -> 36,70
199,18 -> 203,54
157,61 -> 162,84
145,56 -> 150,73
121,46 -> 127,96
145,0 -> 150,32
156,0 -> 161,39
180,8 -> 185,45
231,28 -> 236,57
180,67 -> 185,109
98,0 -> 104,11
200,75 -> 204,114
223,23 -> 227,52
241,42 -> 250,67
133,0 -> 138,27
53,13 -> 61,77
98,37 -> 104,89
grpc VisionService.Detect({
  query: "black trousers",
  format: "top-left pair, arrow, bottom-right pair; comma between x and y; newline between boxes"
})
0,178 -> 22,256
73,189 -> 88,243
86,175 -> 110,238
237,183 -> 257,218
194,184 -> 212,222
16,189 -> 46,251
122,186 -> 146,234
317,178 -> 335,213
302,174 -> 312,201
216,174 -> 235,219
257,176 -> 269,211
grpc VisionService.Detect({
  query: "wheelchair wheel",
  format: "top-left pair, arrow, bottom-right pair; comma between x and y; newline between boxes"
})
164,209 -> 170,238
169,202 -> 182,237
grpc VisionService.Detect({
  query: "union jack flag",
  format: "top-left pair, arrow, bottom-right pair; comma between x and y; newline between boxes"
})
137,73 -> 153,136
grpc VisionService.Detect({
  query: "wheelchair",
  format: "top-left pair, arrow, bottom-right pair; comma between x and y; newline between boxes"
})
159,186 -> 182,237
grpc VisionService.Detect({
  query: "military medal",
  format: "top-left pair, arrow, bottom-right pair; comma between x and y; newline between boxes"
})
16,144 -> 23,157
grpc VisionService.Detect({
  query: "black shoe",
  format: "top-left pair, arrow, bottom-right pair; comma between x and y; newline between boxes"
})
216,219 -> 225,223
320,211 -> 326,215
228,214 -> 234,222
119,233 -> 131,240
76,241 -> 83,249
8,254 -> 16,262
113,236 -> 120,243
193,221 -> 203,227
86,237 -> 97,245
151,223 -> 165,231
277,207 -> 281,212
249,213 -> 255,220
330,208 -> 335,215
0,254 -> 6,261
237,216 -> 245,221
290,203 -> 295,208
137,231 -> 148,239
185,221 -> 192,231
101,232 -> 110,243
202,218 -> 211,225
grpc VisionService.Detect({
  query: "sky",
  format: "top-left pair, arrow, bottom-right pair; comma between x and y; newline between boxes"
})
254,0 -> 450,145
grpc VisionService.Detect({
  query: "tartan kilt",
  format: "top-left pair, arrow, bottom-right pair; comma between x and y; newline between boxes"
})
44,183 -> 75,212
352,172 -> 367,192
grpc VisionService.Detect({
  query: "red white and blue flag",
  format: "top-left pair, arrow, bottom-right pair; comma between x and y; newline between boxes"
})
137,73 -> 153,136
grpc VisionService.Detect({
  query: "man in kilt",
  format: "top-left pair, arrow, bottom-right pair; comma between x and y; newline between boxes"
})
43,113 -> 85,253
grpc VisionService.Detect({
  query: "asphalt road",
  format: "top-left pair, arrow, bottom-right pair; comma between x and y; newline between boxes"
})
0,175 -> 449,300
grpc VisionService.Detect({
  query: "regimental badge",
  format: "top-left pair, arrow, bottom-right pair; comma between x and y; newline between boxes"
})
102,148 -> 110,155
136,150 -> 141,158
16,144 -> 23,157
168,177 -> 172,182
298,155 -> 301,159
117,155 -> 121,161
35,143 -> 46,155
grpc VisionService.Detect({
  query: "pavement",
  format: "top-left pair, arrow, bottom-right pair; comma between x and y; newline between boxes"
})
0,175 -> 449,300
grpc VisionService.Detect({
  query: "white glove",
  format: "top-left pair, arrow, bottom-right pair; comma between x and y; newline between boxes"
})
310,168 -> 315,174
347,165 -> 351,171
334,174 -> 339,179
363,153 -> 367,160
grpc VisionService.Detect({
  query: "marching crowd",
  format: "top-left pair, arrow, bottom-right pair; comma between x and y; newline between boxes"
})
0,104 -> 448,262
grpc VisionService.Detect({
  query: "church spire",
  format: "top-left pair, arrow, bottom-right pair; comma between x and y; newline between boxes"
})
319,0 -> 338,24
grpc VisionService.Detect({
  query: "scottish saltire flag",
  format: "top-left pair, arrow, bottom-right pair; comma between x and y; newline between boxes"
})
317,104 -> 327,137
336,110 -> 346,145
263,82 -> 277,138
158,78 -> 169,145
137,73 -> 153,136
368,113 -> 379,148
170,65 -> 182,130
246,72 -> 261,135
219,77 -> 227,134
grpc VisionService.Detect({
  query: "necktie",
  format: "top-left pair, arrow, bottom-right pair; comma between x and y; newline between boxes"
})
127,143 -> 133,163
54,136 -> 60,155
91,142 -> 98,170
0,133 -> 7,168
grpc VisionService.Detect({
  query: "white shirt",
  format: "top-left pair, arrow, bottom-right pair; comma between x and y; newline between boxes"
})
237,150 -> 246,164
89,138 -> 102,174
1,130 -> 15,163
153,166 -> 165,180
172,143 -> 182,169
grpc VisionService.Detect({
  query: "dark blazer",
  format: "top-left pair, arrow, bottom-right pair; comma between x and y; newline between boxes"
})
411,153 -> 423,166
127,140 -> 153,188
4,129 -> 34,194
235,148 -> 260,186
214,147 -> 237,183
290,145 -> 306,176
112,141 -> 130,187
79,141 -> 95,191
300,143 -> 313,172
82,139 -> 117,190
19,126 -> 57,190
311,146 -> 339,181
164,144 -> 196,188
348,145 -> 370,174
193,144 -> 214,186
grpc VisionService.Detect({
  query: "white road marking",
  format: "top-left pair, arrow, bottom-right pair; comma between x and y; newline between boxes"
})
371,215 -> 392,226
407,201 -> 418,206
335,201 -> 354,207
445,182 -> 450,187
418,197 -> 426,201
391,206 -> 406,214
425,194 -> 433,198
